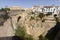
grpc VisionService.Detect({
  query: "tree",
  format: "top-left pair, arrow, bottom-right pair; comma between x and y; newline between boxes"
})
15,24 -> 26,39
30,16 -> 35,20
38,13 -> 45,27
54,14 -> 57,17
30,11 -> 35,14
25,35 -> 34,40
54,14 -> 59,23
1,8 -> 10,13
0,8 -> 10,19
4,8 -> 10,11
15,24 -> 34,40
38,13 -> 44,19
39,35 -> 47,40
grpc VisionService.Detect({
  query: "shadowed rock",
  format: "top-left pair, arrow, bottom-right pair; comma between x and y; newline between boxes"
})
45,22 -> 60,40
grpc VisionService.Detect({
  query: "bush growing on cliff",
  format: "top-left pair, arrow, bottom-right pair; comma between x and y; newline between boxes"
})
39,35 -> 47,40
1,8 -> 10,12
30,16 -> 35,20
38,13 -> 45,19
15,24 -> 34,40
38,13 -> 45,27
15,24 -> 26,38
54,14 -> 59,23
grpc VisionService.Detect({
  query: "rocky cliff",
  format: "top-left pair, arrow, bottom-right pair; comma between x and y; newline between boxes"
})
0,8 -> 57,40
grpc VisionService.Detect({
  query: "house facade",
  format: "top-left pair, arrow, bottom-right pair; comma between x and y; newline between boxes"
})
32,6 -> 60,15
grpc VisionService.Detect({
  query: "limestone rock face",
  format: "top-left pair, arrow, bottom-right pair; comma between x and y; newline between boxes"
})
0,18 -> 14,37
17,12 -> 56,37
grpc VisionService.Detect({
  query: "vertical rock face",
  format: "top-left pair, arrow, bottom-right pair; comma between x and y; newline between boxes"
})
16,12 -> 56,37
0,18 -> 14,37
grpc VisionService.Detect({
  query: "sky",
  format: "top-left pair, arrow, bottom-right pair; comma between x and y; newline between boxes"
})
0,0 -> 60,8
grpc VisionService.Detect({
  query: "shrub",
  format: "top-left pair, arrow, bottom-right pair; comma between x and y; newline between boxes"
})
54,14 -> 57,17
39,35 -> 47,40
15,24 -> 26,39
46,12 -> 52,16
42,19 -> 45,22
38,13 -> 45,19
24,35 -> 34,40
15,24 -> 34,40
54,14 -> 59,23
30,16 -> 35,20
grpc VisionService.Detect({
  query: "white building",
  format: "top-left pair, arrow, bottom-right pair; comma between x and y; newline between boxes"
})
32,6 -> 60,15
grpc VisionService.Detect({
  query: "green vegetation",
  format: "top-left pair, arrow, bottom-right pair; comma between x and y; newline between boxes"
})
42,19 -> 45,22
25,35 -> 34,40
54,17 -> 59,23
30,11 -> 35,14
30,16 -> 35,20
38,13 -> 45,19
30,11 -> 35,20
1,8 -> 10,11
0,8 -> 10,26
54,14 -> 59,23
54,14 -> 57,17
38,13 -> 45,27
46,12 -> 52,16
39,35 -> 47,40
15,24 -> 34,40
15,24 -> 26,38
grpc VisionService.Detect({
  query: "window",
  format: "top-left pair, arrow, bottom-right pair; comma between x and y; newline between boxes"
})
51,9 -> 52,12
54,9 -> 55,11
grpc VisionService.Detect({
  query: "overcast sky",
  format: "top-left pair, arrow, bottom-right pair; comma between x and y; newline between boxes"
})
0,0 -> 60,8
